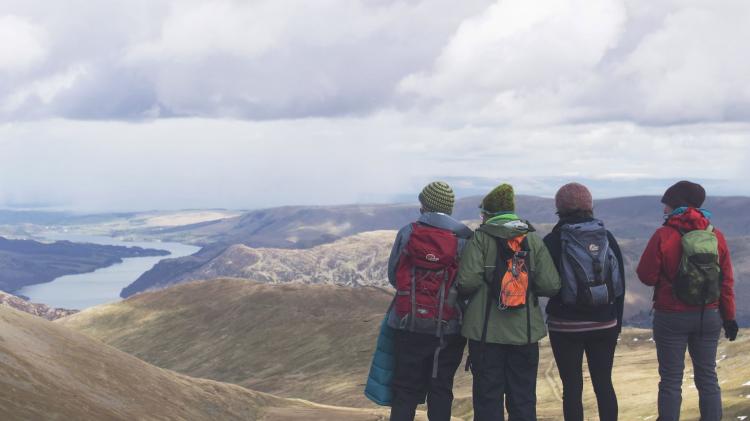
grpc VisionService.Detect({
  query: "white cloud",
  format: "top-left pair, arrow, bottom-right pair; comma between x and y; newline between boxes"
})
1,117 -> 747,211
3,64 -> 88,113
399,0 -> 626,125
0,1 -> 748,210
399,0 -> 750,126
125,1 -> 284,61
614,0 -> 750,123
0,15 -> 47,73
1,1 -> 749,124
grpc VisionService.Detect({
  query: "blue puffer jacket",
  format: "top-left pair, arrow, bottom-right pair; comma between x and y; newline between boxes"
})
364,315 -> 396,406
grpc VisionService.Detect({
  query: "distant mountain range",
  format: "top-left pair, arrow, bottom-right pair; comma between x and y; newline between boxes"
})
135,195 -> 750,247
0,236 -> 169,293
123,195 -> 750,326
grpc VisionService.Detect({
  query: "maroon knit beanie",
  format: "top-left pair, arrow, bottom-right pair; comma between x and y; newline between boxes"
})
661,180 -> 706,209
555,182 -> 593,214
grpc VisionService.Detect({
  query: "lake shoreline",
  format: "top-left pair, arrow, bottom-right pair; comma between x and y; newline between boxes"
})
16,234 -> 200,310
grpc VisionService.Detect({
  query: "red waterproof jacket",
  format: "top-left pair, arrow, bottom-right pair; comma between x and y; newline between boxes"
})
636,208 -> 736,321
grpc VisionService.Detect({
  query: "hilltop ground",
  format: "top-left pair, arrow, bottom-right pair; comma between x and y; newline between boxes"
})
61,278 -> 750,420
0,304 -> 420,420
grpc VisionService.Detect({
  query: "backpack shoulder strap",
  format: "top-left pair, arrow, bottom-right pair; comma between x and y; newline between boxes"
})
476,236 -> 506,370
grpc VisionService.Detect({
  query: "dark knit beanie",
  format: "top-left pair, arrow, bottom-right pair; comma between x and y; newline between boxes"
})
555,182 -> 593,214
419,181 -> 455,215
481,183 -> 515,214
661,180 -> 706,209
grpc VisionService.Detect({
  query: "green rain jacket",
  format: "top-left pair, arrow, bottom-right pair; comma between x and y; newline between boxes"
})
457,214 -> 561,345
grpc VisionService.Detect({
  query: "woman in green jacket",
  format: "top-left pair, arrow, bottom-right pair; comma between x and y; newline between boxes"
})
457,183 -> 561,421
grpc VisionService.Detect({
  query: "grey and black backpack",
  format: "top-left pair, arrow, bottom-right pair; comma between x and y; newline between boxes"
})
559,219 -> 623,307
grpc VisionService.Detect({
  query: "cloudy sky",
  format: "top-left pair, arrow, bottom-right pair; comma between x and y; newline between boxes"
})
0,0 -> 748,211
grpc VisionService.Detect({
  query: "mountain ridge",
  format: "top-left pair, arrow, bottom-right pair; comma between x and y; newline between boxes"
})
0,304 -> 398,420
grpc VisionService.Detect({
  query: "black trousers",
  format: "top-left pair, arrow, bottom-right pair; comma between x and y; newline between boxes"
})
390,330 -> 466,421
468,340 -> 539,421
549,327 -> 619,421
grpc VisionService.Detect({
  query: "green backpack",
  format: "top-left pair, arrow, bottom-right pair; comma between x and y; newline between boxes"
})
674,226 -> 722,306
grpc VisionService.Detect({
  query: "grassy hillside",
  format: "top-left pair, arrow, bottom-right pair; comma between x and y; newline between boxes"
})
63,278 -> 393,408
0,304 -> 402,421
452,329 -> 750,420
61,280 -> 750,420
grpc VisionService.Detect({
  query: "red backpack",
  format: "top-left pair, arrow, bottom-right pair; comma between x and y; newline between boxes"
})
394,223 -> 460,333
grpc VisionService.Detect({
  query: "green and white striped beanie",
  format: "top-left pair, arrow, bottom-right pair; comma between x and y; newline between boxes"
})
418,181 -> 455,215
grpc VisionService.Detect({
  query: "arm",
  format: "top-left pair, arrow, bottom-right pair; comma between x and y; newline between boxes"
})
456,232 -> 486,296
542,231 -> 562,273
636,230 -> 663,287
608,231 -> 626,330
529,234 -> 561,297
716,230 -> 736,321
387,225 -> 411,287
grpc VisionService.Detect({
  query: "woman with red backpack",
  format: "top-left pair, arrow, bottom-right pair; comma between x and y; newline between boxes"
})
378,181 -> 473,421
637,180 -> 738,421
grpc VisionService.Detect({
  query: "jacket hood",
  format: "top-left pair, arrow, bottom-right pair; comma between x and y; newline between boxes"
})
664,207 -> 711,232
418,212 -> 473,239
480,213 -> 534,239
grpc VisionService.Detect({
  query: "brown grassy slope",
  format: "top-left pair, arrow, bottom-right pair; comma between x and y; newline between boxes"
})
60,278 -> 393,408
451,330 -> 750,420
61,279 -> 750,420
0,305 -> 395,421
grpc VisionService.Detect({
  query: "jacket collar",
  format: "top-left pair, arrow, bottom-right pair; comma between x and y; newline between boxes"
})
479,213 -> 533,239
664,207 -> 711,232
552,215 -> 596,232
417,212 -> 473,239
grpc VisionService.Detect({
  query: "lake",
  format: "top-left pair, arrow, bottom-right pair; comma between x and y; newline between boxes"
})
17,234 -> 200,310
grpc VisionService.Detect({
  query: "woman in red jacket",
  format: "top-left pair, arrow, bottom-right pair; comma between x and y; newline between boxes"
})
637,181 -> 737,421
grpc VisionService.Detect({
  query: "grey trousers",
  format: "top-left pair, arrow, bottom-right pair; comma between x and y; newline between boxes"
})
653,309 -> 722,421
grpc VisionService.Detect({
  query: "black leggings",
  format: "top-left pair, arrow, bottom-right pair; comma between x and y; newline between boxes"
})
549,327 -> 619,421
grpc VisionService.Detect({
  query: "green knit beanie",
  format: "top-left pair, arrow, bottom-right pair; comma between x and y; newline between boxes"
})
418,181 -> 455,215
481,183 -> 515,214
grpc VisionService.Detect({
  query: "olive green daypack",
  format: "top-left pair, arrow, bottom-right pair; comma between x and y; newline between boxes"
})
674,225 -> 722,306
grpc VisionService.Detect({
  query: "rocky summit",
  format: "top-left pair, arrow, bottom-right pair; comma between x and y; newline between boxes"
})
0,291 -> 77,320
